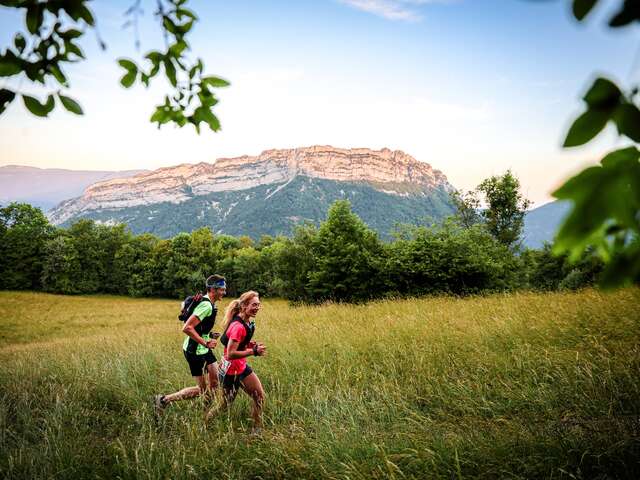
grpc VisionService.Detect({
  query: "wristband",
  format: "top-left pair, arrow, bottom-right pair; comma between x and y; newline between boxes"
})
253,344 -> 258,356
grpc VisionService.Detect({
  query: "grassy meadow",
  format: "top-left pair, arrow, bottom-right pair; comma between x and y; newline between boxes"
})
0,289 -> 639,479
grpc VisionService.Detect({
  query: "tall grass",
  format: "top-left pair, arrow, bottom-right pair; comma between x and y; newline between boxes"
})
1,289 -> 639,479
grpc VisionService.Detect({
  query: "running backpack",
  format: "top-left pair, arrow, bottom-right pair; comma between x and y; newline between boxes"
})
178,293 -> 211,322
220,316 -> 255,350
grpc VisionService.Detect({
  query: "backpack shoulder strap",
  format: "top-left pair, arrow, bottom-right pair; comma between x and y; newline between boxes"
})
221,315 -> 247,346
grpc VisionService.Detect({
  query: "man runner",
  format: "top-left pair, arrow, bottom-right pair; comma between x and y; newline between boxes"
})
154,274 -> 227,415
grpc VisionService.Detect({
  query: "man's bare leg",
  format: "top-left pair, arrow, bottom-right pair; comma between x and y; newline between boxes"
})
163,375 -> 207,404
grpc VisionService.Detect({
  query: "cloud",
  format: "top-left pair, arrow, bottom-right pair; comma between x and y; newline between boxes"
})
339,0 -> 452,21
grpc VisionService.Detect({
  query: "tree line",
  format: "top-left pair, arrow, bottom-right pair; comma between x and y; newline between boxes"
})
0,172 -> 606,302
2,0 -> 637,289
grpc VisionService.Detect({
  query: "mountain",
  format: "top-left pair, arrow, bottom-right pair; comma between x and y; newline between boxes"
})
522,200 -> 571,249
48,146 -> 456,239
0,165 -> 146,211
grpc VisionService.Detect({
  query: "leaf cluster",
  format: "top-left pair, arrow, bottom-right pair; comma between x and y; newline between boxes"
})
564,78 -> 640,147
553,0 -> 640,288
117,0 -> 229,133
0,0 -> 227,132
0,0 -> 93,116
553,147 -> 640,287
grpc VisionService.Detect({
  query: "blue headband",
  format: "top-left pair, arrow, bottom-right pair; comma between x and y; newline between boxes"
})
207,279 -> 226,289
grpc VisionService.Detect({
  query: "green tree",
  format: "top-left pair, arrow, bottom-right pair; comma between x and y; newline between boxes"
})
386,220 -> 520,296
477,170 -> 531,250
0,202 -> 53,289
161,232 -> 201,298
231,247 -> 269,295
523,243 -> 603,291
266,226 -> 318,302
113,233 -> 160,296
306,200 -> 385,302
41,231 -> 81,294
450,189 -> 481,229
0,0 -> 228,133
553,0 -> 640,287
66,219 -> 127,293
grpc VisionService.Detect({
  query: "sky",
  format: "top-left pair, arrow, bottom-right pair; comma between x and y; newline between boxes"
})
0,0 -> 638,206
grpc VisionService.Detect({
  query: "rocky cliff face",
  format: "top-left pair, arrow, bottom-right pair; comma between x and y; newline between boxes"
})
48,146 -> 453,225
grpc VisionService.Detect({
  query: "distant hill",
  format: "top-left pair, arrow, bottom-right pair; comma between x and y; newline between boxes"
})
522,201 -> 571,249
0,165 -> 147,211
48,146 -> 456,239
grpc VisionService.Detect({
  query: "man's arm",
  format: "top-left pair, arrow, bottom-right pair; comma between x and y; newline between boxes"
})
182,315 -> 216,349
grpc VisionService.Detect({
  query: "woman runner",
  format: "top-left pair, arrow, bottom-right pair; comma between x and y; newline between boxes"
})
206,290 -> 266,434
154,275 -> 226,415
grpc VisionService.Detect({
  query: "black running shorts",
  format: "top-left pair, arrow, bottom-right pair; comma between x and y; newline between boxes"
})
222,366 -> 253,392
183,349 -> 217,377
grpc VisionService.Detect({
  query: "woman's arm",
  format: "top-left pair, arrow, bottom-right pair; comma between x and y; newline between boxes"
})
226,338 -> 265,359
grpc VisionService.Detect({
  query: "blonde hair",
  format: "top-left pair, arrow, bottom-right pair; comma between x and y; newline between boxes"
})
222,290 -> 259,330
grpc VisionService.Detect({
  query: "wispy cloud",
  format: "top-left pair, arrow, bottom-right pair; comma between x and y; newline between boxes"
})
339,0 -> 451,22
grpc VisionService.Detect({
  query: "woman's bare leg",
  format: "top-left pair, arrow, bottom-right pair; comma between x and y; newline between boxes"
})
205,379 -> 239,422
240,372 -> 265,431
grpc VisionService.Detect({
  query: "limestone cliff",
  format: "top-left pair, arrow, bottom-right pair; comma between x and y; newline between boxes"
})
48,146 -> 453,225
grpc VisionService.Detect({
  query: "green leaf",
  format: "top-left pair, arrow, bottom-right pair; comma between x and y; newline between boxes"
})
162,17 -> 178,35
613,103 -> 640,142
572,0 -> 598,21
43,94 -> 54,112
22,94 -> 53,117
150,108 -> 164,124
193,105 -> 221,132
599,146 -> 640,169
0,88 -> 16,114
583,77 -> 621,110
48,63 -> 68,86
553,148 -> 640,261
189,59 -> 203,78
176,8 -> 198,21
179,20 -> 194,34
120,70 -> 137,88
169,41 -> 188,57
0,52 -> 22,77
14,33 -> 26,52
44,1 -> 63,14
609,0 -> 639,27
59,29 -> 83,40
118,60 -> 138,87
202,76 -> 230,88
164,58 -> 177,87
118,59 -> 137,73
26,4 -> 44,34
144,51 -> 163,66
58,94 -> 83,115
78,5 -> 95,26
65,40 -> 85,59
563,109 -> 610,147
150,105 -> 172,125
